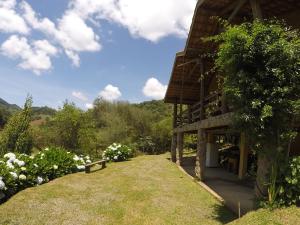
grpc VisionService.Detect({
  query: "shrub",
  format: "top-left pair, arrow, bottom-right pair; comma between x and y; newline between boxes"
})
0,147 -> 91,202
0,97 -> 33,156
276,157 -> 300,206
102,143 -> 132,162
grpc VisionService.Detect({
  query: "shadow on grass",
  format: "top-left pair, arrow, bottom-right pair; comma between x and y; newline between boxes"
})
212,204 -> 237,224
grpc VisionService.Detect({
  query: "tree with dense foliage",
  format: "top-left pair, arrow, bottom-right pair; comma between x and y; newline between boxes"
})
211,20 -> 300,198
32,102 -> 97,155
0,97 -> 33,156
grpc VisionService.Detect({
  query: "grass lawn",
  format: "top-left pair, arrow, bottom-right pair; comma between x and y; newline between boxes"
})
0,155 -> 235,225
229,206 -> 300,225
1,154 -> 299,225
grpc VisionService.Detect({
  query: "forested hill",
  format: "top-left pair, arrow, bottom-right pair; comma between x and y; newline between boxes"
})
0,98 -> 21,113
135,100 -> 173,119
0,98 -> 57,115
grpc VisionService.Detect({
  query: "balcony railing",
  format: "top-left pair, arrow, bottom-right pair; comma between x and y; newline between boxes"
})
176,90 -> 228,127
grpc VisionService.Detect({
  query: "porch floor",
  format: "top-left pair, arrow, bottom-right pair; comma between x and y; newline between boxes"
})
181,156 -> 255,216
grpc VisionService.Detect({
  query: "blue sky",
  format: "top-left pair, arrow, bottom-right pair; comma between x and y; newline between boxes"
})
0,0 -> 196,109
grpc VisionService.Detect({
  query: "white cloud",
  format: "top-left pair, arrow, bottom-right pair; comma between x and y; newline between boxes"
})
69,0 -> 196,42
0,0 -> 29,34
0,35 -> 57,75
99,84 -> 122,101
0,0 -> 196,74
85,103 -> 94,109
72,91 -> 88,102
143,77 -> 167,100
20,1 -> 101,66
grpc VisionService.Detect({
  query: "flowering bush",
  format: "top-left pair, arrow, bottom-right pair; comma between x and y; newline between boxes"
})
0,147 -> 91,202
102,143 -> 132,162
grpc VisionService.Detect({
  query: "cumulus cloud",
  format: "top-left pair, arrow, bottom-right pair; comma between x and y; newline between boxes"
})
0,0 -> 196,74
72,91 -> 88,102
0,0 -> 29,34
143,77 -> 167,100
20,1 -> 101,66
0,35 -> 57,75
99,84 -> 122,102
69,0 -> 196,42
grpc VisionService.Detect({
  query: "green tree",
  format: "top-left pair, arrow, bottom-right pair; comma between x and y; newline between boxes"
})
211,20 -> 300,198
0,97 -> 33,155
50,101 -> 96,154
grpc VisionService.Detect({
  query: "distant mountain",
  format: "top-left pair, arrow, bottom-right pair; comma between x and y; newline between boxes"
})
0,98 -> 56,117
0,98 -> 21,113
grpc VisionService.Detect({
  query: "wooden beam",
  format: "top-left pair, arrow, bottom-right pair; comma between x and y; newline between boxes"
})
171,134 -> 177,163
199,60 -> 205,120
173,103 -> 178,128
177,58 -> 199,67
197,0 -> 207,8
250,0 -> 263,20
239,133 -> 249,179
176,132 -> 184,165
228,0 -> 248,22
195,129 -> 206,181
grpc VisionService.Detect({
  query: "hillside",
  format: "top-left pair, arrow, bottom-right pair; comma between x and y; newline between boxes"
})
0,98 -> 21,113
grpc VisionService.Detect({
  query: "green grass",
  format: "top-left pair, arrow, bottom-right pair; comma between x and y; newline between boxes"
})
230,207 -> 300,225
1,154 -> 298,225
0,154 -> 235,225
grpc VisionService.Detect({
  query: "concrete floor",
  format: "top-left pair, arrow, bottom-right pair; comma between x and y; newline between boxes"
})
181,156 -> 255,216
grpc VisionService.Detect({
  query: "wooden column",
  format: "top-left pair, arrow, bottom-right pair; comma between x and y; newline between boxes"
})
238,133 -> 249,179
199,61 -> 205,120
250,0 -> 262,20
171,133 -> 177,163
195,129 -> 207,181
173,103 -> 178,128
176,132 -> 184,165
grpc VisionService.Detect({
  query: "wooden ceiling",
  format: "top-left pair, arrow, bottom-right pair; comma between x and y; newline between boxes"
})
164,0 -> 300,104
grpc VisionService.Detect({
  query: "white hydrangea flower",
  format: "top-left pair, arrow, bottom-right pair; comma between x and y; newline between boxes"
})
44,147 -> 49,151
21,167 -> 27,171
114,156 -> 118,160
73,155 -> 80,161
36,176 -> 43,185
85,156 -> 90,160
76,165 -> 85,170
19,174 -> 26,180
14,159 -> 25,167
118,151 -> 121,155
29,156 -> 34,159
6,162 -> 14,169
9,172 -> 18,180
4,153 -> 16,161
86,159 -> 92,164
67,152 -> 71,154
34,164 -> 38,168
106,157 -> 110,161
0,179 -> 5,190
53,165 -> 58,170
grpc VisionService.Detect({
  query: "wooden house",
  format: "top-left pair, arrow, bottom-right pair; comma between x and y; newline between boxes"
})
164,0 -> 300,192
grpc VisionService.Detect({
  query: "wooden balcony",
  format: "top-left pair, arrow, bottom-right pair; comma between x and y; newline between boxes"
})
175,91 -> 229,128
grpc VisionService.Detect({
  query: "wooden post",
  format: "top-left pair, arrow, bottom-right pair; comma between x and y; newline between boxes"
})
199,61 -> 205,120
221,92 -> 228,114
250,0 -> 262,20
176,132 -> 184,165
195,129 -> 206,181
188,105 -> 192,123
173,103 -> 178,128
171,133 -> 177,163
238,133 -> 249,179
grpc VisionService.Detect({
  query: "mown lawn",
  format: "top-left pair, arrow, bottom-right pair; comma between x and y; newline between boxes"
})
230,206 -> 300,225
0,155 -> 235,225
